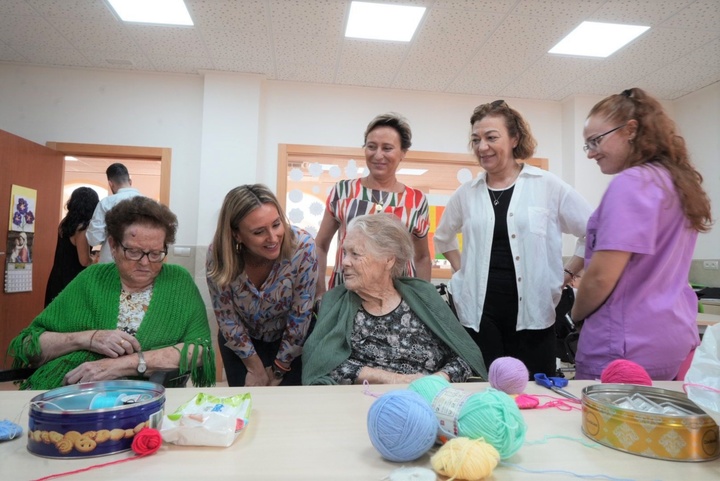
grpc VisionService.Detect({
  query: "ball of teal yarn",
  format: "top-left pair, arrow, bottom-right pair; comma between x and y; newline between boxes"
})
459,388 -> 527,459
367,390 -> 438,463
408,374 -> 452,405
409,376 -> 527,459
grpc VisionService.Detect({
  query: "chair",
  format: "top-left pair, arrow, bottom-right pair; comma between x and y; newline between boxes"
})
554,286 -> 579,376
0,367 -> 191,388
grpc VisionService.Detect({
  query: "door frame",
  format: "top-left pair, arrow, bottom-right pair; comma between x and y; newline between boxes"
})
46,142 -> 171,205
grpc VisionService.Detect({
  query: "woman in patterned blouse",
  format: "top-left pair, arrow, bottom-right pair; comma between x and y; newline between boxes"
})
207,184 -> 318,387
302,214 -> 485,385
314,113 -> 431,300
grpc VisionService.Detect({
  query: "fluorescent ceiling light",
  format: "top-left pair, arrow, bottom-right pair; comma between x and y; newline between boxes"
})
345,1 -> 425,42
107,0 -> 193,26
549,21 -> 649,58
397,168 -> 428,176
64,156 -> 78,161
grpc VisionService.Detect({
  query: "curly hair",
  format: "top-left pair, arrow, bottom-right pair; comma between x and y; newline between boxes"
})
364,113 -> 413,151
105,196 -> 178,246
346,214 -> 414,279
208,184 -> 296,287
588,88 -> 712,232
60,187 -> 99,238
469,100 -> 537,160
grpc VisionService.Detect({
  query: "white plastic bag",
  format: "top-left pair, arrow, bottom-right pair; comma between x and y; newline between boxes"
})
685,324 -> 720,424
160,392 -> 252,447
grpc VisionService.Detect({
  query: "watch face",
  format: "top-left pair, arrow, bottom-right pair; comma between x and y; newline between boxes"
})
137,352 -> 147,374
273,368 -> 284,379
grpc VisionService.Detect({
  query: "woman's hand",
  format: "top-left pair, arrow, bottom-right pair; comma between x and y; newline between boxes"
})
89,330 -> 141,358
245,367 -> 271,386
63,358 -> 125,385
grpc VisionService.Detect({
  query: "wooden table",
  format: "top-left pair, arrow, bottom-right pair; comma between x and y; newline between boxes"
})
1,381 -> 718,480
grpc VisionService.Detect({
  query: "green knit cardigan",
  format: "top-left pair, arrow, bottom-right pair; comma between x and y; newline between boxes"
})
302,277 -> 487,385
9,263 -> 215,390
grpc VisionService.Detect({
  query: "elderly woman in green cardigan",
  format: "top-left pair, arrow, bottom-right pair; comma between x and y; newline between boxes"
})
303,214 -> 486,385
9,197 -> 215,390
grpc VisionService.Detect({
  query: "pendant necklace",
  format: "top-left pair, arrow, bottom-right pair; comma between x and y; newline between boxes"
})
489,188 -> 505,206
371,190 -> 388,213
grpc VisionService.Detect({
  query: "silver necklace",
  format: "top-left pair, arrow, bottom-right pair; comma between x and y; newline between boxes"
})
489,188 -> 506,206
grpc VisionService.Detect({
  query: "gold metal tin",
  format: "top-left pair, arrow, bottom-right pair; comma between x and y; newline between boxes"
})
581,384 -> 719,462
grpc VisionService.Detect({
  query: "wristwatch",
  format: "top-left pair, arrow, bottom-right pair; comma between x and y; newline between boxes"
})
137,350 -> 147,375
272,364 -> 286,380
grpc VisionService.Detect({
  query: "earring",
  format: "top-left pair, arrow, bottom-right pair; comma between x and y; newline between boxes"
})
235,242 -> 241,254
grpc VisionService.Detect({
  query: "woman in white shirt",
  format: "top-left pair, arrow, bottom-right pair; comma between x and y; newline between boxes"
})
434,100 -> 592,377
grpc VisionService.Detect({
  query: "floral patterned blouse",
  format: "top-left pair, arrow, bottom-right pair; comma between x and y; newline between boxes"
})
117,285 -> 153,336
328,300 -> 472,384
206,227 -> 317,364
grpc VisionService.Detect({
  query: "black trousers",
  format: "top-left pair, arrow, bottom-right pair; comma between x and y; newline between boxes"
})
218,332 -> 303,387
465,282 -> 556,379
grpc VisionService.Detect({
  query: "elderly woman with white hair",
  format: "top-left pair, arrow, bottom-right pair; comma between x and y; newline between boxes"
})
302,214 -> 486,385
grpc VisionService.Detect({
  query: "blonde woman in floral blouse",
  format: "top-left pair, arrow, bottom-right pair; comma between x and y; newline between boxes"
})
207,184 -> 317,387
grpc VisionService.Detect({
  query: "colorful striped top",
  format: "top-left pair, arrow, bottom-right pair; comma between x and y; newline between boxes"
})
325,178 -> 429,288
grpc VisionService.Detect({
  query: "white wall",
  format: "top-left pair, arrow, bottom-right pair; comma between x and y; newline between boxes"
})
0,64 -> 205,246
1,63 -> 717,262
673,82 -> 720,259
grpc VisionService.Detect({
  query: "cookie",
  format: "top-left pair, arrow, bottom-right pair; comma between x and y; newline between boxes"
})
110,428 -> 125,441
41,431 -> 51,444
124,428 -> 135,439
82,430 -> 97,439
48,431 -> 64,445
133,422 -> 146,434
63,431 -> 82,442
95,429 -> 111,443
56,438 -> 73,455
31,430 -> 42,443
74,436 -> 97,453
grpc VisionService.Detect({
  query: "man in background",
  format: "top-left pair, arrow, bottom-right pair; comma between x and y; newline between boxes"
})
86,163 -> 142,263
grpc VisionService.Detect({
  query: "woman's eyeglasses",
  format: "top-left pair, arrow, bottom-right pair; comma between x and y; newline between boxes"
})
118,241 -> 167,262
583,124 -> 627,152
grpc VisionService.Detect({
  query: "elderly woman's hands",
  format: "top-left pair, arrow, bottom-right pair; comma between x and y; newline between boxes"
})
63,358 -> 127,385
88,330 -> 141,358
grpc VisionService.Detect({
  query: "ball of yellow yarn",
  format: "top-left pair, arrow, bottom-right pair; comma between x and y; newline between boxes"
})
431,437 -> 499,481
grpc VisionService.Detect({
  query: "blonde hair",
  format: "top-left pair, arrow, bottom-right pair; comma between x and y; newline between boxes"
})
207,184 -> 296,286
347,214 -> 414,279
588,88 -> 712,233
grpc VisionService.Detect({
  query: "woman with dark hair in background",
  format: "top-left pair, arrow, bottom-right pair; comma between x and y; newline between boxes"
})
45,187 -> 99,306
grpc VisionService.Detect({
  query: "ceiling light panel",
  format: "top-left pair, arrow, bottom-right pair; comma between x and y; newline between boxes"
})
345,1 -> 425,42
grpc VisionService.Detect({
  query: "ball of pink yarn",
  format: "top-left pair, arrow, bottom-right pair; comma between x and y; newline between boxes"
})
488,357 -> 529,394
600,359 -> 652,386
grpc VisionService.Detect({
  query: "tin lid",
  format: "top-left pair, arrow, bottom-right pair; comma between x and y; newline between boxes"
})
582,383 -> 710,418
29,380 -> 165,414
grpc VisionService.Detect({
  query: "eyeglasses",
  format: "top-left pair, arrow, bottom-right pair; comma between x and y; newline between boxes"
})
118,241 -> 167,263
583,124 -> 627,152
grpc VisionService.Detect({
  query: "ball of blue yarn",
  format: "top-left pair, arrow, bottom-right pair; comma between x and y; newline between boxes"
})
367,390 -> 439,463
408,376 -> 527,459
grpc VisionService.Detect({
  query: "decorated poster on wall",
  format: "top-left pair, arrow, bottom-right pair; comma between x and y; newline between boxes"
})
5,184 -> 36,293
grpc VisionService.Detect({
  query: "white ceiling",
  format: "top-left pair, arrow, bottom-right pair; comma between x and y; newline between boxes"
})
1,0 -> 718,101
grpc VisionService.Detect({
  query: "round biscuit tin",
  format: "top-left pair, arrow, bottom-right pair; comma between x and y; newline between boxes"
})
28,380 -> 165,459
581,384 -> 719,462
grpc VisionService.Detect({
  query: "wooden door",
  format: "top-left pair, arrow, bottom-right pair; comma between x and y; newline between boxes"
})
0,130 -> 64,367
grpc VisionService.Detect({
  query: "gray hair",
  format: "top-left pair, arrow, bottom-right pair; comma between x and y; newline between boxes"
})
346,214 -> 414,279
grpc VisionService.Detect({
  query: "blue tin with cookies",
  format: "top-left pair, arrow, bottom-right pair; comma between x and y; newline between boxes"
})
28,380 -> 165,458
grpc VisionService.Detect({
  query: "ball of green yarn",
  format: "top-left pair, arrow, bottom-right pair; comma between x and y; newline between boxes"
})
408,375 -> 527,459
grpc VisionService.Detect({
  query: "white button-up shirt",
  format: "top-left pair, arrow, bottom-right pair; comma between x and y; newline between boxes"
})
86,187 -> 142,263
434,164 -> 592,331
